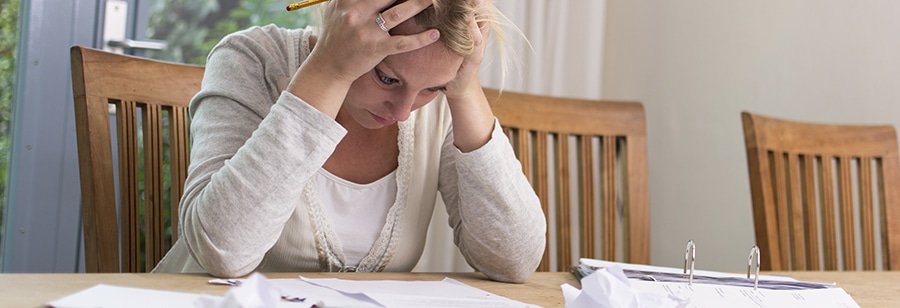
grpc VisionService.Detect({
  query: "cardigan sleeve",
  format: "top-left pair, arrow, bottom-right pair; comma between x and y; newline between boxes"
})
177,26 -> 347,278
439,119 -> 547,283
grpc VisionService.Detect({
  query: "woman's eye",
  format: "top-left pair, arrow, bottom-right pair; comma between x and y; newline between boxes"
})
375,69 -> 398,85
380,75 -> 398,85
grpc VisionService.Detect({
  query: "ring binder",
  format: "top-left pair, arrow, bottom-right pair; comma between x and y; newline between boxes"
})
568,242 -> 860,307
572,242 -> 836,291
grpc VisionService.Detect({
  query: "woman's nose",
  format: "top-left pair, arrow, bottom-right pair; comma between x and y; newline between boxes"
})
388,93 -> 417,122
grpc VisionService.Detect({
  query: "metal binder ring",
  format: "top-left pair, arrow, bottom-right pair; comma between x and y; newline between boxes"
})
684,239 -> 696,286
748,245 -> 761,290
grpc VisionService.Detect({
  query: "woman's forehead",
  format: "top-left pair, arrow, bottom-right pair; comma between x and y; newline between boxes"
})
382,43 -> 462,88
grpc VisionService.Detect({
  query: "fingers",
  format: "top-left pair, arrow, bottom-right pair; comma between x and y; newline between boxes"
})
468,13 -> 485,50
382,29 -> 441,55
473,1 -> 493,37
465,4 -> 491,54
379,0 -> 434,31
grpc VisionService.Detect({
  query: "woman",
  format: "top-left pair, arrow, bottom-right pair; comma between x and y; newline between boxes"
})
153,0 -> 545,283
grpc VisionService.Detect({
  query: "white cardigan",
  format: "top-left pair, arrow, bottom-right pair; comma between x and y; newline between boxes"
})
153,25 -> 546,283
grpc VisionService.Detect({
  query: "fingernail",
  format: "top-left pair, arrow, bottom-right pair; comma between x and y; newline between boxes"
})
430,30 -> 440,41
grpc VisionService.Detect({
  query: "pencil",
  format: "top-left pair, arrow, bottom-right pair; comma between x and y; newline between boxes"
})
286,0 -> 330,11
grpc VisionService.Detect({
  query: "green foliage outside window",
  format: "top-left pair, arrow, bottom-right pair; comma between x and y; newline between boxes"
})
0,0 -> 20,232
146,0 -> 314,65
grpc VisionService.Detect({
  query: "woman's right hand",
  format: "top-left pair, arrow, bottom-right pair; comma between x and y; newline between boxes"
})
289,0 -> 439,117
313,0 -> 440,83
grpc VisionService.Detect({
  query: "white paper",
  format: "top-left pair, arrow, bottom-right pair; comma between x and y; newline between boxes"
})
562,266 -> 689,308
46,284 -> 206,308
196,272 -> 286,308
268,279 -> 378,307
269,276 -> 539,308
630,279 -> 860,308
47,276 -> 307,308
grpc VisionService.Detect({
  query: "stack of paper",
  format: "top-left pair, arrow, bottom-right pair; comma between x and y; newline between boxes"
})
47,273 -> 538,308
270,276 -> 537,308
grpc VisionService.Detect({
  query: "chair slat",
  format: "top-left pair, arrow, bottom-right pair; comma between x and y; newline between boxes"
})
519,130 -> 551,271
801,155 -> 820,270
555,133 -> 572,271
143,104 -> 165,271
115,101 -> 140,273
858,157 -> 876,270
787,153 -> 807,269
836,157 -> 856,270
169,106 -> 191,241
602,136 -> 617,261
534,131 -> 552,270
818,155 -> 839,270
580,136 -> 595,261
771,151 -> 791,270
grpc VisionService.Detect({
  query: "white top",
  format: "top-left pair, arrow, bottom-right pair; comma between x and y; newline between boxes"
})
316,169 -> 396,268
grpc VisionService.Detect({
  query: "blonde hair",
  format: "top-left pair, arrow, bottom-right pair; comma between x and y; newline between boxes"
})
411,0 -> 521,84
411,1 -> 476,57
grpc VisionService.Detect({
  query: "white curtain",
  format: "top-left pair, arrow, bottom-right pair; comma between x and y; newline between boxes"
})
413,0 -> 607,272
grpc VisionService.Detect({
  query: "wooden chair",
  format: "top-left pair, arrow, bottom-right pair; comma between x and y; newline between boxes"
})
485,88 -> 650,271
741,111 -> 900,271
70,46 -> 203,272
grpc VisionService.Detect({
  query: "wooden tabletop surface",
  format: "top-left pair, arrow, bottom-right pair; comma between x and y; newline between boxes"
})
1,270 -> 893,307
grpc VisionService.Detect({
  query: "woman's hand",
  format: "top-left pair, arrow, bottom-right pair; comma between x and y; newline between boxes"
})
289,0 -> 440,117
444,0 -> 497,152
311,0 -> 440,83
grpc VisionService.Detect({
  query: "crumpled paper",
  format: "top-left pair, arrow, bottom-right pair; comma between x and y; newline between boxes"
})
561,266 -> 690,308
195,273 -> 281,308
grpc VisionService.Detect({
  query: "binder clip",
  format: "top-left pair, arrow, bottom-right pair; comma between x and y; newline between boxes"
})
684,240 -> 696,286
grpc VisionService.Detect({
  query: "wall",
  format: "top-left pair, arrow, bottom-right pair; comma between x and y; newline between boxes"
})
603,1 -> 900,271
2,0 -> 99,272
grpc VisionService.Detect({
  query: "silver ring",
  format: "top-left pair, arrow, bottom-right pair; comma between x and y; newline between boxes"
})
375,13 -> 389,32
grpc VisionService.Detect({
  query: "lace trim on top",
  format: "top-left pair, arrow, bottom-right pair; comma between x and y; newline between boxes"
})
304,116 -> 415,272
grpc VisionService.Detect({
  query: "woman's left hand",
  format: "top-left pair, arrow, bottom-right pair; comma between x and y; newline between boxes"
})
444,0 -> 496,152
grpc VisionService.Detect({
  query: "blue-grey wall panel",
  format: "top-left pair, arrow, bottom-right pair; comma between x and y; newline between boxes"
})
1,0 -> 101,273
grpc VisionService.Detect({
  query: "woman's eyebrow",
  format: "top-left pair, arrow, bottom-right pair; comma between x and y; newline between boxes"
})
378,64 -> 454,89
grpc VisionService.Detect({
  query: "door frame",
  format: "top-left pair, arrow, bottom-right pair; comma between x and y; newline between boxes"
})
0,0 -> 147,273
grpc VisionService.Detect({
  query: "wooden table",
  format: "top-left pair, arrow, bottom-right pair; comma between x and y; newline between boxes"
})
0,272 -> 577,307
0,271 -> 894,307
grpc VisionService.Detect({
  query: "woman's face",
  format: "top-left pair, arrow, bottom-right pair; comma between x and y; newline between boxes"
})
343,21 -> 464,130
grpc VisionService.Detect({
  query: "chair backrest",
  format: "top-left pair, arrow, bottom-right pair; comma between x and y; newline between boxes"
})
485,88 -> 650,271
741,111 -> 900,271
70,46 -> 203,272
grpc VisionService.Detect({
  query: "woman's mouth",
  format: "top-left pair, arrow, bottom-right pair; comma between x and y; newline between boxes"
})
371,112 -> 395,126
